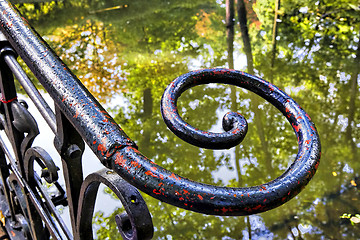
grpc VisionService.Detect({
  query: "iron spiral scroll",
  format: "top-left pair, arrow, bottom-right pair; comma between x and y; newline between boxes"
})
111,68 -> 321,216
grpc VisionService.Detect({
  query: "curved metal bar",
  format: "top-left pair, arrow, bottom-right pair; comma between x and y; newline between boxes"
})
161,71 -> 248,149
109,68 -> 321,216
162,92 -> 248,149
76,169 -> 154,240
23,146 -> 59,184
0,0 -> 321,217
11,100 -> 39,158
0,0 -> 136,169
23,146 -> 73,239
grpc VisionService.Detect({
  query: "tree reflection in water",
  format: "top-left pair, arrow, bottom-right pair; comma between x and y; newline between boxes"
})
15,0 -> 360,239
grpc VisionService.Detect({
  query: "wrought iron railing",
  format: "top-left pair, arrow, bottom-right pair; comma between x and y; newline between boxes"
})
0,0 -> 321,239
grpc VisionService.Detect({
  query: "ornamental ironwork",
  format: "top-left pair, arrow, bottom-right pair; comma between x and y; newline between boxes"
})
0,0 -> 320,239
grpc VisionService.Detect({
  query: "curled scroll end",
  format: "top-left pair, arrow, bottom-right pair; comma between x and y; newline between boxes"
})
221,111 -> 248,148
160,72 -> 248,150
116,68 -> 320,216
160,109 -> 248,150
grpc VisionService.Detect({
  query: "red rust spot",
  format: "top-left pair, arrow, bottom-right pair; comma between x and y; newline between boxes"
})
145,171 -> 158,178
221,207 -> 228,213
292,123 -> 302,132
74,110 -> 80,118
114,152 -> 126,167
130,161 -> 140,168
314,161 -> 320,170
198,194 -> 203,200
11,231 -> 16,237
183,190 -> 189,194
305,139 -> 311,144
169,173 -> 181,181
252,205 -> 263,211
153,189 -> 161,195
212,69 -> 228,75
232,128 -> 239,134
97,142 -> 106,155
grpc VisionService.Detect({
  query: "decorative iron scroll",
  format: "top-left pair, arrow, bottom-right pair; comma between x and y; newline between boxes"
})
113,68 -> 320,216
0,0 -> 321,239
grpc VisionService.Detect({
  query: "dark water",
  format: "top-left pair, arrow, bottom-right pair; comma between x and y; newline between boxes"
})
16,0 -> 360,239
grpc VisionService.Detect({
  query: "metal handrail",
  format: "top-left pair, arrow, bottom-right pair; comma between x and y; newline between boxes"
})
0,0 -> 321,239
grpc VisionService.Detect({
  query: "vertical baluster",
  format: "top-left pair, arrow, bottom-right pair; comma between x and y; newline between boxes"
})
54,106 -> 85,236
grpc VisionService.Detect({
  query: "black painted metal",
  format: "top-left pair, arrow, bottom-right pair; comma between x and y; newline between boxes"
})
0,1 -> 154,239
0,0 -> 321,239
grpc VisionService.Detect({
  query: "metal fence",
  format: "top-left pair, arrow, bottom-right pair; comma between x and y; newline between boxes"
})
0,0 -> 320,239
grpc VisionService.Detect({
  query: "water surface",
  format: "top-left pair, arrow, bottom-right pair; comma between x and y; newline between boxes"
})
16,0 -> 360,239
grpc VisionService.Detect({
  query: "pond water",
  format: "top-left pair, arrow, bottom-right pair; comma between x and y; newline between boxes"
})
14,0 -> 360,239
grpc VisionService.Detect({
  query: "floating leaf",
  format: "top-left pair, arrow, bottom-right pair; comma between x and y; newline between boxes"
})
0,210 -> 5,226
351,180 -> 357,186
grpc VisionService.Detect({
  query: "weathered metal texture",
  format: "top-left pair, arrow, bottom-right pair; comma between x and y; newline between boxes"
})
162,82 -> 248,149
0,1 -> 154,239
0,50 -> 154,239
0,0 -> 136,170
0,0 -> 321,217
110,69 -> 321,216
76,169 -> 154,240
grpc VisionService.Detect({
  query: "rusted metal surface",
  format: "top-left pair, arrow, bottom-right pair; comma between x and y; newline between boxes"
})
0,0 -> 321,238
0,0 -> 136,169
157,68 -> 321,214
109,69 -> 321,216
0,1 -> 153,239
